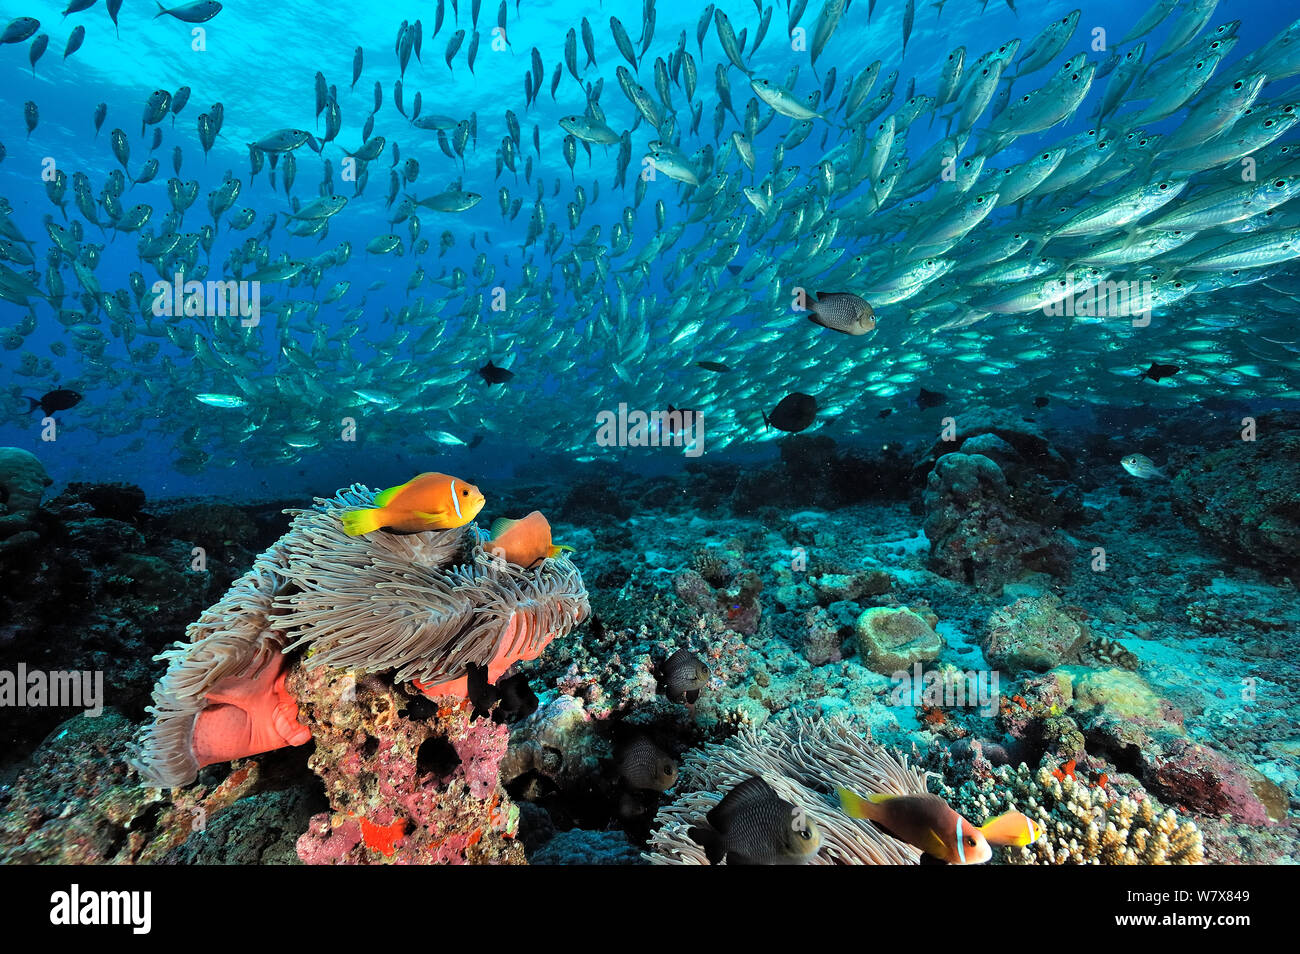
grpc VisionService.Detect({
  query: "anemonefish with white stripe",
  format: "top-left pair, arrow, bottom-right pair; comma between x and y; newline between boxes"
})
837,788 -> 993,864
978,810 -> 1044,847
341,472 -> 485,536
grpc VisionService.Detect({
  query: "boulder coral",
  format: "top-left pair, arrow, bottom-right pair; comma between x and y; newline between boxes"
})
983,595 -> 1090,673
0,446 -> 52,554
853,606 -> 943,674
923,452 -> 1074,588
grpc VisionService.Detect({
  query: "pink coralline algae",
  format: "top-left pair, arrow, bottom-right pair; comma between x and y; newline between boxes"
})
1141,738 -> 1284,828
289,662 -> 523,865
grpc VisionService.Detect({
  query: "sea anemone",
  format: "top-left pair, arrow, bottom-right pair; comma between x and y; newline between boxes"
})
131,485 -> 589,788
645,713 -> 929,865
275,487 -> 589,684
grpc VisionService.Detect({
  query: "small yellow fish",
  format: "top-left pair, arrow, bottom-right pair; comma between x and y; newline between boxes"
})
978,810 -> 1043,847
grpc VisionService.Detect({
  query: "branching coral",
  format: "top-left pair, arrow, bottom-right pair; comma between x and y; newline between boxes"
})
944,764 -> 1204,864
132,485 -> 589,788
645,713 -> 929,865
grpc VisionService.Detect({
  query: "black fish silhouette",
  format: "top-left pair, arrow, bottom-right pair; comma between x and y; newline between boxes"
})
916,387 -> 946,409
478,359 -> 514,384
1139,362 -> 1180,382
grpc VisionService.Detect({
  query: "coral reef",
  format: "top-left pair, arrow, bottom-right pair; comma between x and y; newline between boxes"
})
992,664 -> 1282,830
727,435 -> 914,514
0,479 -> 226,758
983,595 -> 1090,672
0,708 -> 307,864
807,569 -> 893,605
4,422 -> 1299,867
133,485 -> 589,787
1080,635 -> 1139,670
646,714 -> 928,865
0,446 -> 51,554
911,410 -> 1072,483
674,544 -> 764,635
944,764 -> 1204,864
800,606 -> 846,666
289,662 -> 525,865
1171,411 -> 1300,574
1126,736 -> 1284,828
501,694 -> 607,792
530,828 -> 645,864
922,453 -> 1074,588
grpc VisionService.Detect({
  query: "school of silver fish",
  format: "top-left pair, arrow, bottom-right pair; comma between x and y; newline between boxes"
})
1,0 -> 1299,473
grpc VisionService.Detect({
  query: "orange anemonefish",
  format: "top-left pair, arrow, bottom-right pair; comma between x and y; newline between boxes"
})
978,810 -> 1044,847
485,510 -> 573,568
837,788 -> 993,864
341,472 -> 485,536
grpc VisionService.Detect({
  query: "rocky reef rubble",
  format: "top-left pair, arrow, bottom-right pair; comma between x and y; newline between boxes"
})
982,595 -> 1090,672
922,452 -> 1077,589
1170,410 -> 1300,576
0,708 -> 317,864
908,412 -> 1087,589
0,455 -> 292,759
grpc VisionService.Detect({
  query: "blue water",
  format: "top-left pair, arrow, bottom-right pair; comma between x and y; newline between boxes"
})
1,0 -> 1298,500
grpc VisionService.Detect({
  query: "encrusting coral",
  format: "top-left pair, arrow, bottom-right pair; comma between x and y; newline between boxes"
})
131,484 -> 589,788
645,713 -> 930,865
290,663 -> 524,865
944,763 -> 1205,865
